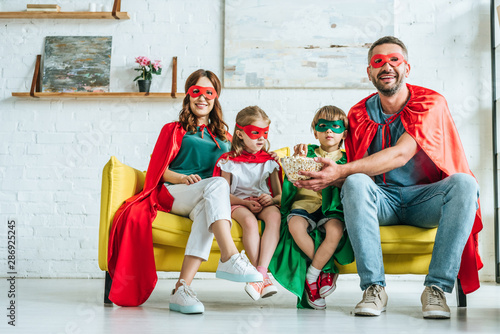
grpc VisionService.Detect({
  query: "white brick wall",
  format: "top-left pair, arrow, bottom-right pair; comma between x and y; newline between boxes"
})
0,0 -> 496,281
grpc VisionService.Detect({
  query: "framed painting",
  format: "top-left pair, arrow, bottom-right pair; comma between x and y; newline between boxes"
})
42,36 -> 112,92
224,0 -> 394,88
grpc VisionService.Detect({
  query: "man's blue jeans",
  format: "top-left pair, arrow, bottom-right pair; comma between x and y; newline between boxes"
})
340,173 -> 479,293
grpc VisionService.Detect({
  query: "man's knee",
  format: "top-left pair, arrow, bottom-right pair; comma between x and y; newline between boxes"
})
341,173 -> 374,199
448,173 -> 479,202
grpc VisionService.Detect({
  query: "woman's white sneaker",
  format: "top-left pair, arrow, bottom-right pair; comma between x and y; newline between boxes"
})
169,279 -> 204,314
215,251 -> 263,282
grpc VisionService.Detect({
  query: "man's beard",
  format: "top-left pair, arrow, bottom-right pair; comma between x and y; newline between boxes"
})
371,71 -> 404,97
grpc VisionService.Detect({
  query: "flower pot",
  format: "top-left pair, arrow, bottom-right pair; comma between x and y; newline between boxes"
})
137,80 -> 151,93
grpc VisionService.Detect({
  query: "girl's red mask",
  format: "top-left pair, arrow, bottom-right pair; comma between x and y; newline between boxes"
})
370,53 -> 407,68
236,123 -> 269,139
187,85 -> 218,100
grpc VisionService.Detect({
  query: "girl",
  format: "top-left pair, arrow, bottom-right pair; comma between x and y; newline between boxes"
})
214,106 -> 282,301
108,70 -> 262,314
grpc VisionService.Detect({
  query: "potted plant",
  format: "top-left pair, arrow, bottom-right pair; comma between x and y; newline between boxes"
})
133,56 -> 162,93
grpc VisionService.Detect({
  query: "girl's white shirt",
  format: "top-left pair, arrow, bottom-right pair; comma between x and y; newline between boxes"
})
217,159 -> 279,199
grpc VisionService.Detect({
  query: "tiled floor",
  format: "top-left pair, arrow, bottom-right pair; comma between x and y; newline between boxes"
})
1,276 -> 499,333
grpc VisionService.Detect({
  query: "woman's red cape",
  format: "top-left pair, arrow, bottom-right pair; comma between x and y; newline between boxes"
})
107,122 -> 185,306
345,84 -> 483,294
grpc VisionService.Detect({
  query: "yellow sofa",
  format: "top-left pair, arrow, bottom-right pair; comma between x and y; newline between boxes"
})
98,150 -> 466,306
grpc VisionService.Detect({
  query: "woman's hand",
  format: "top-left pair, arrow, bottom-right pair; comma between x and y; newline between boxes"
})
293,144 -> 308,157
244,199 -> 262,213
180,174 -> 202,185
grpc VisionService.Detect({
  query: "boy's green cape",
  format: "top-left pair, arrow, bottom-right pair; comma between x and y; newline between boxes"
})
269,145 -> 355,309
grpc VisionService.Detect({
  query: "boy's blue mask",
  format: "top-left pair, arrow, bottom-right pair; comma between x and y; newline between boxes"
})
314,119 -> 346,134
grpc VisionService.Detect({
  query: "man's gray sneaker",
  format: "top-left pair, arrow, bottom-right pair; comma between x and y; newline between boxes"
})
421,285 -> 451,319
354,284 -> 388,316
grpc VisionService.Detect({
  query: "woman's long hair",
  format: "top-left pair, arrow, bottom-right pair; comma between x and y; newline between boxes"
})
230,106 -> 271,157
178,69 -> 229,141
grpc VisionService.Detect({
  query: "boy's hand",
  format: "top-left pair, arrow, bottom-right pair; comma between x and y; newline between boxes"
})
256,193 -> 274,207
293,144 -> 308,157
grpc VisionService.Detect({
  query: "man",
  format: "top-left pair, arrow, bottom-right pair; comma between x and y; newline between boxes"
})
295,36 -> 482,319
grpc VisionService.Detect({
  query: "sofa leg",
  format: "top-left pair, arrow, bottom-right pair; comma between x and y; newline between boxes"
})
104,271 -> 113,305
455,278 -> 467,307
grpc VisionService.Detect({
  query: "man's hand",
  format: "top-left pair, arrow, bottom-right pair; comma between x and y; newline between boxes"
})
294,157 -> 341,191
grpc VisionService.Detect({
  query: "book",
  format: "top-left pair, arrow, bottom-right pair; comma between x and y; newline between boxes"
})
26,4 -> 61,12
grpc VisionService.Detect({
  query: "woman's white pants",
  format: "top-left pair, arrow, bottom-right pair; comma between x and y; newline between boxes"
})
166,177 -> 232,261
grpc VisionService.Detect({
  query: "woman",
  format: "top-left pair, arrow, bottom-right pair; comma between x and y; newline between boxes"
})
107,70 -> 262,314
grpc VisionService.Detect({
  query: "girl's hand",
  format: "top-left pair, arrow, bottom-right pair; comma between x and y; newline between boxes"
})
181,174 -> 202,185
256,193 -> 274,207
293,144 -> 308,157
269,151 -> 279,162
245,199 -> 262,213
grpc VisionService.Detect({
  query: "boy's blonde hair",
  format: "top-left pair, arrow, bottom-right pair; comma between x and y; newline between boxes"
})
310,105 -> 348,149
230,106 -> 271,157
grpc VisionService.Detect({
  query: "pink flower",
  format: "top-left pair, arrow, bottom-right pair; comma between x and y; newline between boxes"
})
153,60 -> 162,71
133,56 -> 162,82
135,56 -> 150,67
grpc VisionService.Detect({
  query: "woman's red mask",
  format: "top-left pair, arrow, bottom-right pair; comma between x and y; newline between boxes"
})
370,53 -> 407,68
187,85 -> 218,100
236,124 -> 269,139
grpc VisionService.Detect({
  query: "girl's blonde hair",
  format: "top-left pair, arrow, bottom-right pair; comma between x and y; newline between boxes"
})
230,106 -> 271,157
310,105 -> 348,149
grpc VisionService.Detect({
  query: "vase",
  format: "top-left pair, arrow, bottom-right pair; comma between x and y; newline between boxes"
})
137,80 -> 151,93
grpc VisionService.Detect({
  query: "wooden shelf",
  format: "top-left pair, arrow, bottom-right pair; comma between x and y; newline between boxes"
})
12,92 -> 185,98
0,0 -> 128,20
0,11 -> 130,20
12,54 -> 181,99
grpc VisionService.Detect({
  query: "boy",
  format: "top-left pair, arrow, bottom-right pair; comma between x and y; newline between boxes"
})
269,105 -> 354,310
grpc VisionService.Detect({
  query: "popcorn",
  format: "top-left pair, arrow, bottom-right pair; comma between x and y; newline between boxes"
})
280,156 -> 323,182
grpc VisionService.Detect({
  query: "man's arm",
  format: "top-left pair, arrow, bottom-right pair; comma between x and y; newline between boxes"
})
295,132 -> 419,191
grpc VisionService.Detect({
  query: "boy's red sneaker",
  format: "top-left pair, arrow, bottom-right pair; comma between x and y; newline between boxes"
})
318,272 -> 338,298
305,279 -> 326,310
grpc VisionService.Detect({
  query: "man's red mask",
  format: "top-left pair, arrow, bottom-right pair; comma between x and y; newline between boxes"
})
370,53 -> 407,68
187,85 -> 218,100
236,124 -> 269,139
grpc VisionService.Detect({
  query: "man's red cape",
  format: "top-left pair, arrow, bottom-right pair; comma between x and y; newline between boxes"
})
213,150 -> 282,197
107,122 -> 231,306
345,84 -> 483,294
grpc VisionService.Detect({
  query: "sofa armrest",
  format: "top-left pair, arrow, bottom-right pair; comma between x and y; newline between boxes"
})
98,156 -> 146,271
